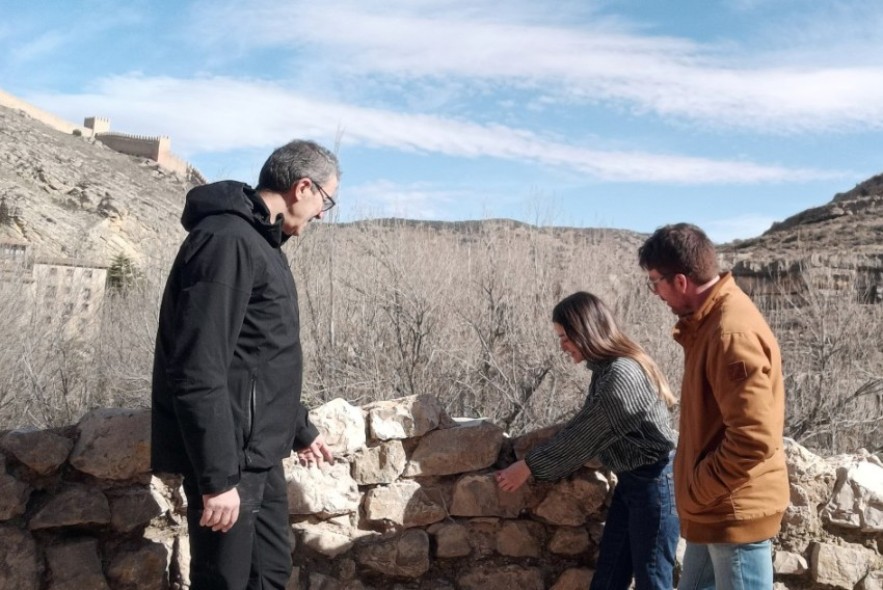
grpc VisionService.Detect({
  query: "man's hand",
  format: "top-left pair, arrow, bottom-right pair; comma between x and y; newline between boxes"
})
495,459 -> 532,493
200,487 -> 240,533
297,433 -> 334,468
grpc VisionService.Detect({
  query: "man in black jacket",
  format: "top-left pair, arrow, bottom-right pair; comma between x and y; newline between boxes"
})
151,139 -> 338,589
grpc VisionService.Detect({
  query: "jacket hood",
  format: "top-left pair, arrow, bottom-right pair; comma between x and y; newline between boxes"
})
181,180 -> 288,246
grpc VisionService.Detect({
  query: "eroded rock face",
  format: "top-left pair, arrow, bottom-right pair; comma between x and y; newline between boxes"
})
450,473 -> 526,518
350,440 -> 406,485
69,408 -> 150,480
810,542 -> 876,589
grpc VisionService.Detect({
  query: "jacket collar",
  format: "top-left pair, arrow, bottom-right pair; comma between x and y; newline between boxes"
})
673,271 -> 734,342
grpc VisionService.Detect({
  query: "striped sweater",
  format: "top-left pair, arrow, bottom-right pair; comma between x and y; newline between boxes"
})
525,356 -> 676,479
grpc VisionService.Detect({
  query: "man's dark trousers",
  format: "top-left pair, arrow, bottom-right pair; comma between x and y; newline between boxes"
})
183,463 -> 291,590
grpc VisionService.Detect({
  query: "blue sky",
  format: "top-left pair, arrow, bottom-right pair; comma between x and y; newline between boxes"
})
2,0 -> 882,242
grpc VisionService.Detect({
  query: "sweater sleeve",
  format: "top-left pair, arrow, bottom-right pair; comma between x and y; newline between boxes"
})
688,330 -> 779,507
166,232 -> 253,495
525,360 -> 648,481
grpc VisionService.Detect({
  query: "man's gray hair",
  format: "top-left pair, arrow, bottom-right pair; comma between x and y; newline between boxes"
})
256,139 -> 340,193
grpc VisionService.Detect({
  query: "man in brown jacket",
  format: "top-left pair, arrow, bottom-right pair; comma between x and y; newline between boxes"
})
639,223 -> 789,589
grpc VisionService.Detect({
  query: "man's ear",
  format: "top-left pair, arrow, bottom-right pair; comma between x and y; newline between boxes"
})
288,178 -> 310,202
673,273 -> 690,293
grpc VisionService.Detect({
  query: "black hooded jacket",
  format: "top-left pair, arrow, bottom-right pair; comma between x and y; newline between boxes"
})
151,181 -> 318,495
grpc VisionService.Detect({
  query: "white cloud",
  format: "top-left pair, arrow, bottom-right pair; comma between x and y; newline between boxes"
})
189,0 -> 883,133
703,214 -> 778,244
30,75 -> 840,185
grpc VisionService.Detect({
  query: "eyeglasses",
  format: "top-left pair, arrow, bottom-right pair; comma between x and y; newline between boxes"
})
646,274 -> 670,293
311,179 -> 336,212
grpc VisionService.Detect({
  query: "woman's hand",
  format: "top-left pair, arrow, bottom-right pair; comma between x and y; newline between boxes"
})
495,459 -> 532,492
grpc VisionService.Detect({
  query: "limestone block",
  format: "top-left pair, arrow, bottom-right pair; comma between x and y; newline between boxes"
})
310,398 -> 367,456
0,472 -> 31,520
106,541 -> 170,590
69,408 -> 150,480
1,428 -> 73,475
363,480 -> 447,528
293,514 -> 374,558
550,568 -> 594,590
451,473 -> 526,518
284,457 -> 360,516
108,486 -> 167,533
0,527 -> 39,590
774,550 -> 808,575
45,538 -> 110,590
403,421 -> 503,477
351,440 -> 406,485
457,565 -> 544,590
174,536 -> 191,589
496,520 -> 542,557
465,518 -> 500,558
365,394 -> 451,441
811,542 -> 874,589
549,526 -> 590,556
823,460 -> 883,532
29,484 -> 111,530
432,522 -> 471,558
355,529 -> 430,578
532,470 -> 609,525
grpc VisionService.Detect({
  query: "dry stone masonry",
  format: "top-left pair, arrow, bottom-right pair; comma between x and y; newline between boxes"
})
1,394 -> 882,589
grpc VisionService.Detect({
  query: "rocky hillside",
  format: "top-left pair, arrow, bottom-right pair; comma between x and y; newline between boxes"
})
0,104 -> 192,267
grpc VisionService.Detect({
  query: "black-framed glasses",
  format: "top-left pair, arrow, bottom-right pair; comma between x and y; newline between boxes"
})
646,274 -> 670,293
311,179 -> 336,212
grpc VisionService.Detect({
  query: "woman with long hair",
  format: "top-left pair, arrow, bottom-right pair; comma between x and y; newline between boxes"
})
496,291 -> 679,590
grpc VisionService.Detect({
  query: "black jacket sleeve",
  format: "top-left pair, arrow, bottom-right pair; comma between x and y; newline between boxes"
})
166,232 -> 254,495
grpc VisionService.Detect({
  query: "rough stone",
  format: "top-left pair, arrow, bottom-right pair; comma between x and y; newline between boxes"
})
355,529 -> 430,578
457,565 -> 544,590
29,484 -> 111,530
293,514 -> 374,558
108,485 -> 167,533
365,394 -> 451,441
285,457 -> 360,516
450,473 -> 526,518
45,538 -> 110,590
464,518 -> 500,558
774,550 -> 808,575
432,522 -> 471,558
810,542 -> 874,589
351,440 -> 406,485
549,526 -> 590,555
550,568 -> 594,590
363,480 -> 447,528
863,571 -> 883,590
403,421 -> 503,477
496,520 -> 542,557
532,470 -> 609,525
1,428 -> 73,475
310,398 -> 367,456
823,459 -> 883,532
0,472 -> 31,520
69,408 -> 150,480
0,526 -> 39,590
105,542 -> 169,590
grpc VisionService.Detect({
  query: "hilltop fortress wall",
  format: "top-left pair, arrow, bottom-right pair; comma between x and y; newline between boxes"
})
0,88 -> 201,182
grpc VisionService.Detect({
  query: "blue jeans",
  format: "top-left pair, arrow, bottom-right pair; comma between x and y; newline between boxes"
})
679,540 -> 773,590
591,453 -> 680,590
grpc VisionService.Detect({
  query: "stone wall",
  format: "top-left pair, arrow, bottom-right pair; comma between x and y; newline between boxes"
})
1,397 -> 882,589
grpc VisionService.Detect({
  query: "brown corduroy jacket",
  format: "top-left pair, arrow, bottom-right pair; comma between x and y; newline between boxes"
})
672,272 -> 789,543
